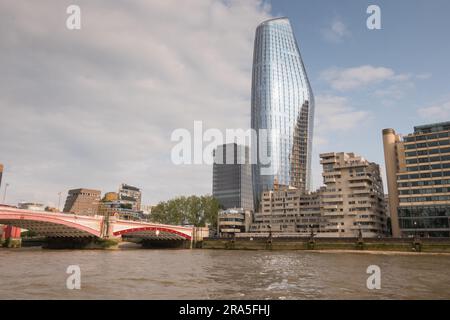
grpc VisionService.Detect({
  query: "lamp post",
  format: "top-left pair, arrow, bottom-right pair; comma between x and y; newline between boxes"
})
413,221 -> 418,240
57,192 -> 62,212
337,223 -> 341,238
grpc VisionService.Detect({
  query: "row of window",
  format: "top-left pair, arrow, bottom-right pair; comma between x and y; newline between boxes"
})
398,171 -> 450,180
398,179 -> 450,188
400,188 -> 450,195
404,132 -> 450,142
398,205 -> 450,217
399,195 -> 450,202
406,155 -> 450,164
406,147 -> 450,157
406,163 -> 450,172
404,139 -> 450,149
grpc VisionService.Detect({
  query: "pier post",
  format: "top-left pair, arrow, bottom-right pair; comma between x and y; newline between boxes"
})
2,225 -> 22,248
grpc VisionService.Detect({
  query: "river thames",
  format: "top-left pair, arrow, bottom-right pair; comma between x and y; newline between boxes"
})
1,248 -> 449,299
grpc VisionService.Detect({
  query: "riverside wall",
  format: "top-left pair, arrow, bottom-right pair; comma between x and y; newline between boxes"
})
201,237 -> 450,253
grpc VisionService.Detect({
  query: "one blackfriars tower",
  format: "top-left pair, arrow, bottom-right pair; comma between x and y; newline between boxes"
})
251,17 -> 314,208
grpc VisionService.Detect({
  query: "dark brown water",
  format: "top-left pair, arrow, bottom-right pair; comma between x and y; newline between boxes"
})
1,248 -> 449,299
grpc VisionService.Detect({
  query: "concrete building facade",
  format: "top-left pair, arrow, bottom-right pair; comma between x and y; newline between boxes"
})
383,122 -> 450,237
63,188 -> 101,216
250,185 -> 323,234
320,152 -> 387,237
217,208 -> 252,237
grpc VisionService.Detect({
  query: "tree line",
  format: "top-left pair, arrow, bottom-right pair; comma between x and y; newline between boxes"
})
150,195 -> 220,229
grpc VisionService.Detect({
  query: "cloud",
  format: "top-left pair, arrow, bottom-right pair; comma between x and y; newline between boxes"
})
417,100 -> 450,121
0,0 -> 272,205
321,18 -> 351,43
314,95 -> 370,135
320,65 -> 403,91
310,94 -> 371,190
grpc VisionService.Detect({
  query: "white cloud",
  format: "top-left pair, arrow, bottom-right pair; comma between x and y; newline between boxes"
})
0,0 -> 272,205
320,65 -> 401,91
311,94 -> 372,190
314,95 -> 370,135
418,100 -> 450,121
321,18 -> 351,43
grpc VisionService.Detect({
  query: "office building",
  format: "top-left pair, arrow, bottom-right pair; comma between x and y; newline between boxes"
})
217,208 -> 252,237
383,122 -> 450,237
63,188 -> 101,216
213,143 -> 254,211
251,17 -> 315,208
118,184 -> 142,212
320,152 -> 387,237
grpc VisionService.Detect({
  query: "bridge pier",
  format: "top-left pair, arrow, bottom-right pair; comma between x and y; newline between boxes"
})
43,237 -> 120,249
1,225 -> 22,248
141,239 -> 191,249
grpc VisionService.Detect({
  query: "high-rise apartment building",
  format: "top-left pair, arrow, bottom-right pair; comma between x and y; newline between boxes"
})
383,122 -> 450,237
212,143 -> 254,211
251,17 -> 314,208
63,188 -> 101,216
250,186 -> 323,234
320,152 -> 387,237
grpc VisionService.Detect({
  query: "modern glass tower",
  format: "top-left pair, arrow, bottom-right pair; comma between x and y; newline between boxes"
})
251,17 -> 314,208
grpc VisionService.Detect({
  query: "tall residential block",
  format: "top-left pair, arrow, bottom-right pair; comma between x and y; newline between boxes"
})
251,17 -> 314,208
383,122 -> 450,237
63,188 -> 101,216
320,152 -> 387,237
212,143 -> 253,211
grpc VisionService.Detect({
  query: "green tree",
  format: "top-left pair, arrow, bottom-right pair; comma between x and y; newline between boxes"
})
150,195 -> 219,228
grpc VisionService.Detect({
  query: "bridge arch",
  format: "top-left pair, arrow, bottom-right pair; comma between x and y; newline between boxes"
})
114,226 -> 192,240
0,209 -> 101,238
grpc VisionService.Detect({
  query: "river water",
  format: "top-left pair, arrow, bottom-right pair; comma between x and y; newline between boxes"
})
0,248 -> 449,300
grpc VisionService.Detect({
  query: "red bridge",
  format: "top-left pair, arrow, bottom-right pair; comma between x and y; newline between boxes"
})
0,205 -> 195,247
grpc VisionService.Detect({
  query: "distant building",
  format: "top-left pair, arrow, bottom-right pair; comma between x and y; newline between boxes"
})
118,184 -> 141,211
250,185 -> 323,234
98,200 -> 141,221
18,202 -> 45,211
320,152 -> 387,237
0,164 -> 3,190
217,208 -> 252,237
212,143 -> 253,211
383,122 -> 450,238
63,188 -> 101,216
98,185 -> 143,221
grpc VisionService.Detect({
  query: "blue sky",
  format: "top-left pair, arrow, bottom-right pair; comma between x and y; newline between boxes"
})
1,0 -> 450,205
269,0 -> 450,187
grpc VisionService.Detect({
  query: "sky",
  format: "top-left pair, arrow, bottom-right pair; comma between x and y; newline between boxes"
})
1,0 -> 450,208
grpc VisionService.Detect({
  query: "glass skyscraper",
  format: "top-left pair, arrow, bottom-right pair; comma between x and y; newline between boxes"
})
251,17 -> 314,208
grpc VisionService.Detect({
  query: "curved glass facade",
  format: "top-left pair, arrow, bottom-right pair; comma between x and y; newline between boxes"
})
251,17 -> 314,207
